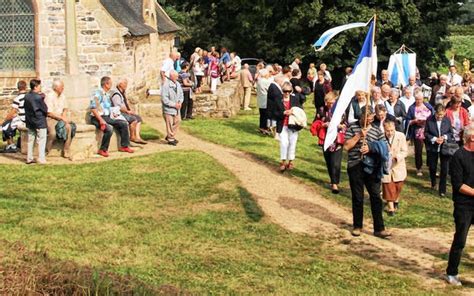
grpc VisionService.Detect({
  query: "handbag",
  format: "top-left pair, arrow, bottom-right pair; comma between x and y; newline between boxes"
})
441,141 -> 459,156
415,127 -> 425,140
336,131 -> 345,145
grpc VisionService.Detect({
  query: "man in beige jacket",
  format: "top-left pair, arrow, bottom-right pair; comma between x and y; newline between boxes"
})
240,64 -> 254,111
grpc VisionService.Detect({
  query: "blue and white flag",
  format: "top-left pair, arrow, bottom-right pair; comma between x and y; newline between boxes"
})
324,20 -> 377,151
387,53 -> 416,87
313,22 -> 368,51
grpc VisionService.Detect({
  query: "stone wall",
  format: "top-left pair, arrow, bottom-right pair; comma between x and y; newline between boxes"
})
0,0 -> 176,118
192,79 -> 243,118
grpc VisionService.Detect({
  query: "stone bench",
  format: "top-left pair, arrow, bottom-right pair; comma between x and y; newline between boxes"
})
18,123 -> 124,161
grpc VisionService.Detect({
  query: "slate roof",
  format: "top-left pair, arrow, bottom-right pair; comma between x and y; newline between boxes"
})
156,4 -> 181,34
100,0 -> 156,36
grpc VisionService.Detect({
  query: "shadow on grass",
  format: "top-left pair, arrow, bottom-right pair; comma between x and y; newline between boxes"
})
222,120 -> 262,137
238,186 -> 264,222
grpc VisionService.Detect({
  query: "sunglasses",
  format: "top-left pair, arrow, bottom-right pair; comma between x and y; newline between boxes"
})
283,90 -> 292,93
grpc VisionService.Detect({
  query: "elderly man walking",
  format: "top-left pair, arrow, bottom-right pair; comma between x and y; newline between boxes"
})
45,79 -> 75,159
240,64 -> 253,111
161,70 -> 184,146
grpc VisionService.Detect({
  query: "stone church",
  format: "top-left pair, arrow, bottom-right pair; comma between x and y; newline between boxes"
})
0,0 -> 180,120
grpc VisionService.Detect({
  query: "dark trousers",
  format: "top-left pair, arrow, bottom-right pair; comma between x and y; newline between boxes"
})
447,205 -> 474,276
91,115 -> 130,151
323,148 -> 343,184
348,163 -> 385,232
180,90 -> 193,119
414,139 -> 425,170
427,151 -> 450,194
259,108 -> 268,129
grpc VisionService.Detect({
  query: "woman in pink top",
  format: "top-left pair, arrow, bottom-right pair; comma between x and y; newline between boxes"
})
405,90 -> 434,176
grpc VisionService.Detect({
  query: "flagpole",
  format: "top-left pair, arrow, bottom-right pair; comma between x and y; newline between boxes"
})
363,14 -> 376,131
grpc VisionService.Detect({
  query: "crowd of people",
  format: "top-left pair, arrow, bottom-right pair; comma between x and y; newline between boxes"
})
2,46 -> 474,286
1,76 -> 148,162
252,57 -> 474,286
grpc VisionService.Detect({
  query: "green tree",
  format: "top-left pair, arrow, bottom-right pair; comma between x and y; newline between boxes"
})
159,0 -> 463,80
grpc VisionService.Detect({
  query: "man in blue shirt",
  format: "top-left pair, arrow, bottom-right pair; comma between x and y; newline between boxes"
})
220,47 -> 231,81
90,76 -> 133,157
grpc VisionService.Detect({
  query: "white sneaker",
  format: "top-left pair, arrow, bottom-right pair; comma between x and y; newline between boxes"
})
244,107 -> 252,111
444,274 -> 462,286
416,170 -> 423,177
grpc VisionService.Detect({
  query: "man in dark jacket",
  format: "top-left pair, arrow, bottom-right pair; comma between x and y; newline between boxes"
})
424,104 -> 454,196
445,123 -> 474,286
385,89 -> 407,133
24,79 -> 48,164
266,75 -> 284,137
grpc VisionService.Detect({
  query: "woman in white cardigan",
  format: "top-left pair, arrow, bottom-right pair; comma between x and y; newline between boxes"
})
382,120 -> 408,215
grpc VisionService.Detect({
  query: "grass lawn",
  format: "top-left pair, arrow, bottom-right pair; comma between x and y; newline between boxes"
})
0,150 -> 444,294
182,97 -> 455,230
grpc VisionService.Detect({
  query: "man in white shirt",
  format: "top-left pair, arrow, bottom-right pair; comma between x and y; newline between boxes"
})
45,79 -> 74,159
447,65 -> 463,87
160,51 -> 179,83
371,86 -> 384,107
320,63 -> 332,82
381,84 -> 391,102
290,58 -> 301,71
231,52 -> 242,73
405,75 -> 419,95
400,87 -> 415,113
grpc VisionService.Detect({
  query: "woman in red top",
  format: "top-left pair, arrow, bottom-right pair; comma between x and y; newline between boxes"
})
446,96 -> 470,145
274,82 -> 304,172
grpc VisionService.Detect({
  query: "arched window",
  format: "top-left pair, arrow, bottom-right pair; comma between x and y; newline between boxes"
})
0,0 -> 35,72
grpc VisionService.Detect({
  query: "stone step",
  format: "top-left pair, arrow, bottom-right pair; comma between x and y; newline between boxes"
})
19,124 -> 126,161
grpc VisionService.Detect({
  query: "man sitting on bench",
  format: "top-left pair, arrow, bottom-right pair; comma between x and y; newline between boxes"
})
45,79 -> 75,159
89,76 -> 134,157
111,78 -> 147,144
1,80 -> 27,153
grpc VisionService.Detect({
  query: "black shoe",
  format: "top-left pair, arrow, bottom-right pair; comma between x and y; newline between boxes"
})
165,137 -> 179,144
187,116 -> 195,120
394,202 -> 399,210
167,140 -> 177,146
374,230 -> 392,239
387,211 -> 395,217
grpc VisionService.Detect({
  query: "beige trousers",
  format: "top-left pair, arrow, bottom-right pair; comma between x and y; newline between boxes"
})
242,87 -> 252,109
47,118 -> 72,155
164,113 -> 181,140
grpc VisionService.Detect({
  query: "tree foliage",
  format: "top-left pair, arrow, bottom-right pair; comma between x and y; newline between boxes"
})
159,0 -> 463,77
